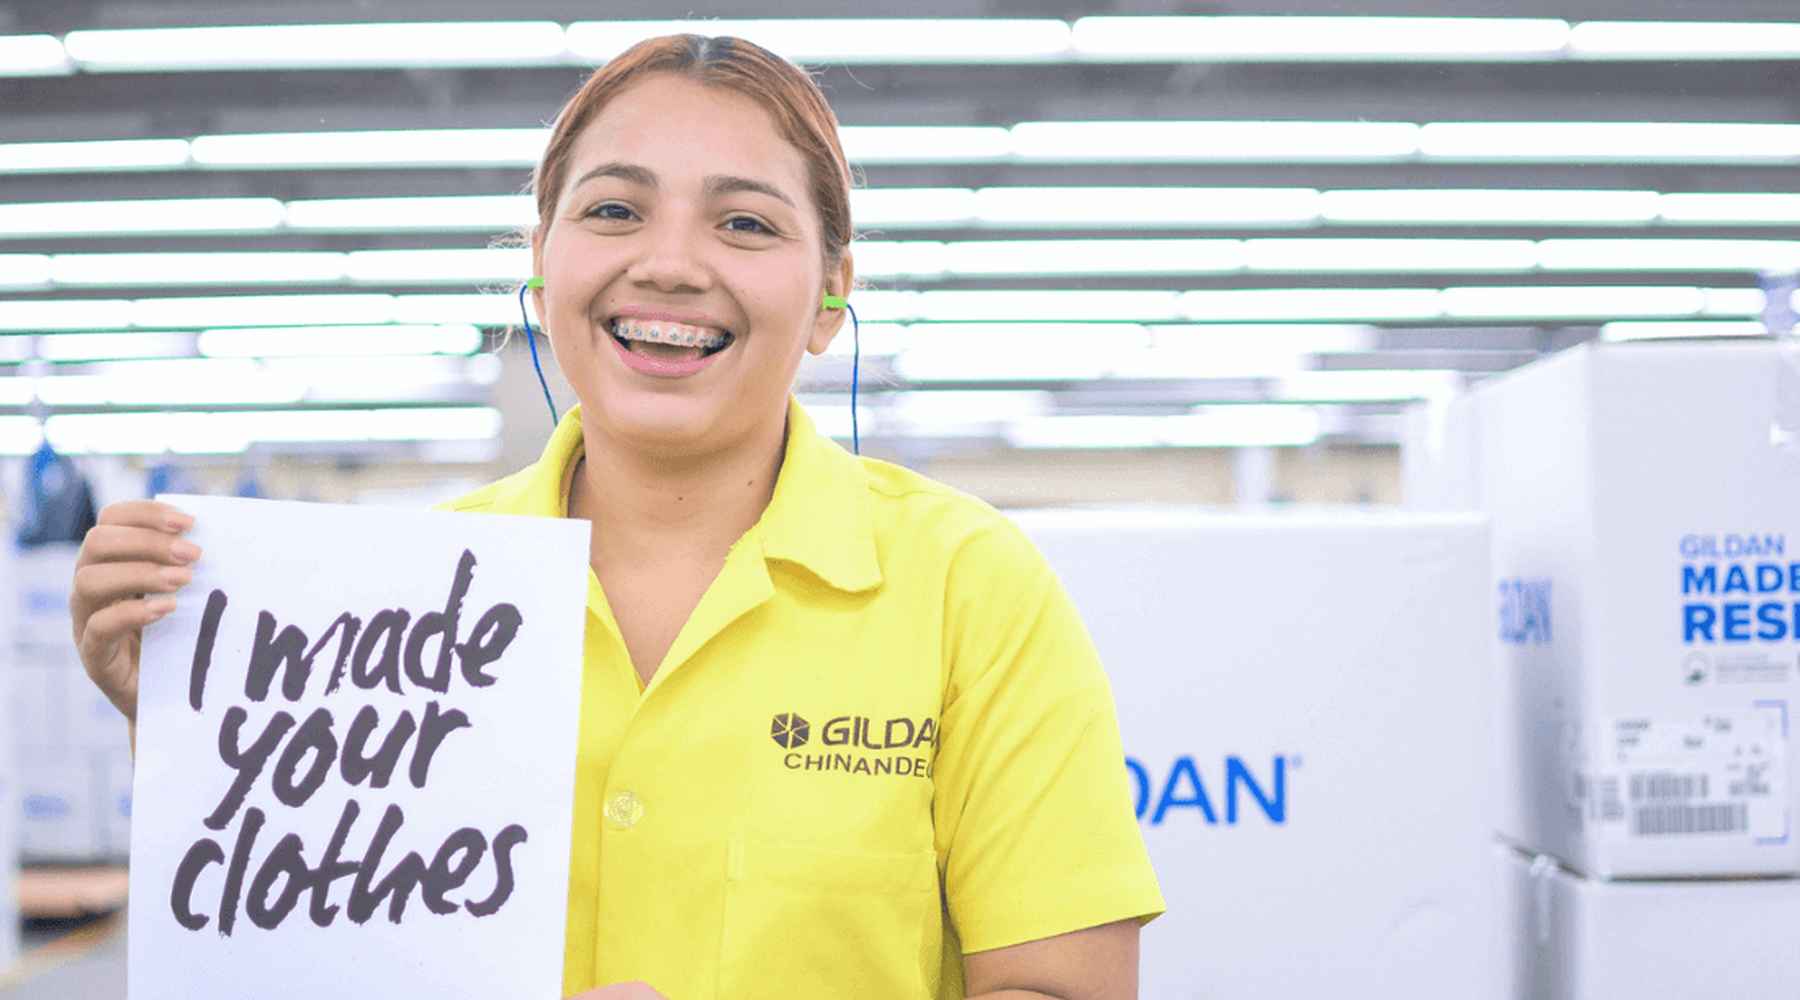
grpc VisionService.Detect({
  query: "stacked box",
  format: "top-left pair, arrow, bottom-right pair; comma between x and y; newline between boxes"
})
1415,342 -> 1800,879
1014,509 -> 1501,1000
11,543 -> 132,862
1497,844 -> 1800,999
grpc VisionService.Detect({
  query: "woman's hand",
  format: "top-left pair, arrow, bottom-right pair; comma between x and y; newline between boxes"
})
567,984 -> 669,999
69,500 -> 198,723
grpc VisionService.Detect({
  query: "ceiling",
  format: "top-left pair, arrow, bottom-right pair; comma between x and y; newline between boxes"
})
3,2 -> 1799,457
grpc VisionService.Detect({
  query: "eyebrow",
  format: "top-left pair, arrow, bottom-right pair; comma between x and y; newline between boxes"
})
571,161 -> 797,209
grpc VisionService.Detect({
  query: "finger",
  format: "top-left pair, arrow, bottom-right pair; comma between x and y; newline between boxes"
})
77,594 -> 174,672
77,524 -> 202,573
95,499 -> 195,533
72,561 -> 193,620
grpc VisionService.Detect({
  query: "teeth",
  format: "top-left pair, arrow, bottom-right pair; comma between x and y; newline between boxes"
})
611,318 -> 730,350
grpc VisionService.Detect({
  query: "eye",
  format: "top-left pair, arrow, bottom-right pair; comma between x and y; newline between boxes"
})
724,215 -> 774,235
584,202 -> 636,222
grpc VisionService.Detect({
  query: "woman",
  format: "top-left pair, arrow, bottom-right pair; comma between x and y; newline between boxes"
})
70,34 -> 1163,1000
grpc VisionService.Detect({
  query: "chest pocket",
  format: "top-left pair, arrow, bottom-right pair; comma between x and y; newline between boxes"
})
715,836 -> 940,1000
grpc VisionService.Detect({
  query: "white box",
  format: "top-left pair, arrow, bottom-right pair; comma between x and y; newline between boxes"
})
98,746 -> 133,861
1499,843 -> 1800,999
1015,509 -> 1501,1000
19,759 -> 102,861
1422,342 -> 1800,878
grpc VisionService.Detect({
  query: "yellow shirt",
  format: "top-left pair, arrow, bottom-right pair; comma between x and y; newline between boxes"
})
444,397 -> 1164,999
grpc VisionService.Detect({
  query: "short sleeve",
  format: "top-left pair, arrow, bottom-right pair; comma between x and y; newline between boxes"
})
932,518 -> 1165,954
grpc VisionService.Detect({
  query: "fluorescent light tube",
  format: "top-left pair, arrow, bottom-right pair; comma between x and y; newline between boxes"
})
1571,21 -> 1800,60
850,188 -> 977,228
946,239 -> 1244,276
1321,188 -> 1659,225
1657,193 -> 1800,225
63,22 -> 568,72
38,332 -> 193,361
393,294 -> 519,326
1536,240 -> 1800,272
568,19 -> 1070,64
1420,122 -> 1800,163
845,242 -> 949,279
0,139 -> 190,174
913,290 -> 1183,322
0,381 -> 34,406
1180,288 -> 1443,322
0,35 -> 71,77
1071,16 -> 1570,62
0,198 -> 285,238
818,322 -> 907,359
192,129 -> 548,169
1600,320 -> 1769,342
52,252 -> 349,286
895,324 -> 1153,382
839,126 -> 1013,163
0,415 -> 42,456
0,255 -> 51,289
1122,324 -> 1376,379
1244,238 -> 1537,273
346,248 -> 531,285
131,294 -> 397,329
974,186 -> 1322,228
0,299 -> 134,331
285,195 -> 535,233
1440,285 -> 1707,319
1701,288 -> 1766,317
1010,121 -> 1419,162
199,324 -> 483,358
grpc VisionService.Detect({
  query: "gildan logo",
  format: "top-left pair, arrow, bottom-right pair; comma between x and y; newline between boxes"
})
772,712 -> 939,780
770,713 -> 810,749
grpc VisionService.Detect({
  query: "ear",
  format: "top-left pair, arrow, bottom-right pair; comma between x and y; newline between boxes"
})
807,250 -> 856,356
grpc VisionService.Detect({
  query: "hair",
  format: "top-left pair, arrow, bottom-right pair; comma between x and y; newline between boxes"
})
531,34 -> 855,274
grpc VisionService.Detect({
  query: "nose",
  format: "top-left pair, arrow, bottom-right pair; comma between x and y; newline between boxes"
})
624,213 -> 714,295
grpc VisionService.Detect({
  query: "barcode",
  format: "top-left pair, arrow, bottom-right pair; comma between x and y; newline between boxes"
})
1597,777 -> 1623,823
1631,803 -> 1748,836
1629,772 -> 1710,802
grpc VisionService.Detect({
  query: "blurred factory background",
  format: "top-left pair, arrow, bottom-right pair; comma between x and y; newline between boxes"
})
3,0 -> 1797,512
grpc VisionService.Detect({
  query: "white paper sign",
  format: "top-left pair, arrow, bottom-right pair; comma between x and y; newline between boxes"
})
129,495 -> 590,1000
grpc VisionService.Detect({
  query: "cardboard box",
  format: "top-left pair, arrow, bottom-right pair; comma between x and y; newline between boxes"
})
1015,509 -> 1501,1000
1415,342 -> 1800,878
1499,843 -> 1800,999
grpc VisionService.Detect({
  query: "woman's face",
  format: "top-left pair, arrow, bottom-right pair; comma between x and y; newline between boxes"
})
533,72 -> 851,458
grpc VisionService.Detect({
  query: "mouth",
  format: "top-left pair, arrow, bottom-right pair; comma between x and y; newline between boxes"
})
608,316 -> 736,363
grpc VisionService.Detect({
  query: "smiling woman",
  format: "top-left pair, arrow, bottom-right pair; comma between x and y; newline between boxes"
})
69,32 -> 1164,1000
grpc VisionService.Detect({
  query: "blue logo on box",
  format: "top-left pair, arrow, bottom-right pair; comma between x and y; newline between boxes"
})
1126,755 -> 1289,826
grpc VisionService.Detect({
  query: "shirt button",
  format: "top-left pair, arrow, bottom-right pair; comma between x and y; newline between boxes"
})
605,790 -> 644,830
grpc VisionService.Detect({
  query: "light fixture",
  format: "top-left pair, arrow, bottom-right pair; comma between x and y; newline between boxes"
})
1181,288 -> 1443,322
973,186 -> 1323,227
0,138 -> 190,174
1657,193 -> 1800,226
849,188 -> 978,228
1420,122 -> 1800,163
52,252 -> 348,286
1009,121 -> 1420,162
38,332 -> 194,361
843,242 -> 949,279
0,35 -> 71,77
1070,16 -> 1570,62
0,415 -> 42,456
1570,21 -> 1800,60
62,22 -> 569,72
1243,238 -> 1537,273
345,248 -> 531,285
0,299 -> 134,331
1440,285 -> 1708,319
1321,189 -> 1660,225
945,239 -> 1244,276
393,294 -> 520,326
191,129 -> 548,169
0,255 -> 51,289
285,195 -> 536,232
131,294 -> 398,329
913,290 -> 1184,322
838,126 -> 1013,163
0,198 -> 286,237
1276,370 -> 1463,402
1536,240 -> 1800,272
895,324 -> 1153,382
198,324 -> 484,358
566,19 -> 1071,64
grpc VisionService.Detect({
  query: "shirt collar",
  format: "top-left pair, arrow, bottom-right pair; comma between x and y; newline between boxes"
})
519,396 -> 882,594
